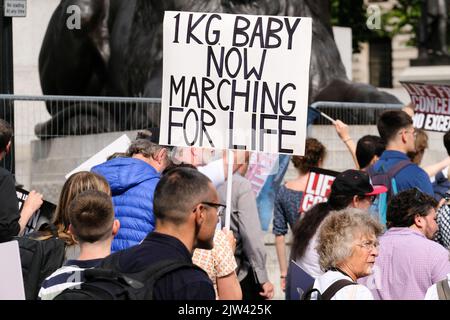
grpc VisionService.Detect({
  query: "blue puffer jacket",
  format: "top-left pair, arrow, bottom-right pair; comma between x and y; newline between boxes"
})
92,157 -> 160,252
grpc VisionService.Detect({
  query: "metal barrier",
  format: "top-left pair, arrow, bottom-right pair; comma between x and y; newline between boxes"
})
0,94 -> 161,200
310,101 -> 404,125
0,95 -> 405,201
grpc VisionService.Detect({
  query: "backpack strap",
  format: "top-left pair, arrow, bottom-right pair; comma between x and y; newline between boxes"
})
130,260 -> 206,300
437,279 -> 450,300
385,160 -> 413,181
321,279 -> 357,300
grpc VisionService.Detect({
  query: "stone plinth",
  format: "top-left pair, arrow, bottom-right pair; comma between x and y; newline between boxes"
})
399,65 -> 450,85
30,131 -> 139,203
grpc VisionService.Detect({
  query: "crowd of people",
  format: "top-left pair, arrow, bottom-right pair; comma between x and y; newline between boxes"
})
1,103 -> 450,300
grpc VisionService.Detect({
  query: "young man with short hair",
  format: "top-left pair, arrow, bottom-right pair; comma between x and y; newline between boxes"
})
0,119 -> 43,242
372,110 -> 433,195
38,190 -> 119,300
102,167 -> 218,300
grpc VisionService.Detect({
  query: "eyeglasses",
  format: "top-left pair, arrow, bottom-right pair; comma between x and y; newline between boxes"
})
201,202 -> 226,217
356,240 -> 379,251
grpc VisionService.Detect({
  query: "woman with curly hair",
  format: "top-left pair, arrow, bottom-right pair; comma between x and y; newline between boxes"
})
304,208 -> 383,300
273,138 -> 326,290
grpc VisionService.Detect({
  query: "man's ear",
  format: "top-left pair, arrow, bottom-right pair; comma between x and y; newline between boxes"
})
414,214 -> 424,229
112,219 -> 120,236
193,204 -> 205,226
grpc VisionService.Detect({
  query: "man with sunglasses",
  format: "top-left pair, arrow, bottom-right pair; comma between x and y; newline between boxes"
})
100,167 -> 222,299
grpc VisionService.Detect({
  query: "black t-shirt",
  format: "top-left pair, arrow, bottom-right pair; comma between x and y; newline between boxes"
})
0,167 -> 20,242
116,232 -> 215,300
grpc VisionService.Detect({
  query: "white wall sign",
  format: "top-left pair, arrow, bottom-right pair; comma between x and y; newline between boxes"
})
4,0 -> 27,17
160,11 -> 312,156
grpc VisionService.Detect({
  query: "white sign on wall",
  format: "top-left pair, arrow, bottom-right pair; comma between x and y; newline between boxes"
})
160,11 -> 312,156
4,0 -> 27,17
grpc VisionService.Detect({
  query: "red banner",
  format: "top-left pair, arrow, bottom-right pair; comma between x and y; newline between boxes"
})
402,82 -> 450,133
299,167 -> 339,213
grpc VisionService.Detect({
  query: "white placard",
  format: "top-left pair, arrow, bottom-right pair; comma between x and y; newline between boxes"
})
0,241 -> 25,300
4,0 -> 26,17
65,134 -> 131,179
160,11 -> 312,156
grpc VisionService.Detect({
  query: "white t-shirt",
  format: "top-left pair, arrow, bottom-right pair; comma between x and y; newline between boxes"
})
296,232 -> 323,279
311,270 -> 374,300
198,159 -> 225,187
424,274 -> 450,300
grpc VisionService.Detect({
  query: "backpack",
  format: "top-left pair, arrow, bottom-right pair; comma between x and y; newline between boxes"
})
366,160 -> 413,226
437,278 -> 450,300
54,252 -> 208,300
14,223 -> 66,300
301,279 -> 357,300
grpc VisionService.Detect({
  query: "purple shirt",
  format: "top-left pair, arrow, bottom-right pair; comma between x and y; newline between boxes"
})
359,228 -> 450,300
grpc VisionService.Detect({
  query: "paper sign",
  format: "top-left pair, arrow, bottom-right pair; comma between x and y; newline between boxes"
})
299,167 -> 339,213
0,241 -> 25,300
16,187 -> 56,235
160,11 -> 312,155
65,134 -> 131,179
402,82 -> 450,133
245,152 -> 279,197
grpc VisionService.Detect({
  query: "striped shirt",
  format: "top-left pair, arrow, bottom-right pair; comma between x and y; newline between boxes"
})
38,259 -> 103,300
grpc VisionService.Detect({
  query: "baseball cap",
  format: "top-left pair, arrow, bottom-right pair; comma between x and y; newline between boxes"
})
331,169 -> 387,197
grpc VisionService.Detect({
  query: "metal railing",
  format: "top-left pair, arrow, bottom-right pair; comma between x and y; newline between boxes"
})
0,95 -> 405,202
310,101 -> 404,125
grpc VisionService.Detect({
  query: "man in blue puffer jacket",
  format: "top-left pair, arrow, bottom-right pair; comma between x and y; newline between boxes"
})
92,139 -> 171,252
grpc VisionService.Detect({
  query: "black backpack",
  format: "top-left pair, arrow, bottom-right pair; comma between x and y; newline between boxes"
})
301,279 -> 357,300
54,253 -> 207,300
15,224 -> 66,300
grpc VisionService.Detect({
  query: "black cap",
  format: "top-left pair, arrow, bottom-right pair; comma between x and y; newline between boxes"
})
331,169 -> 387,196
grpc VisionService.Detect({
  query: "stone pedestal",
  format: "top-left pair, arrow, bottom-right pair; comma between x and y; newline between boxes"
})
399,65 -> 450,85
30,131 -> 139,203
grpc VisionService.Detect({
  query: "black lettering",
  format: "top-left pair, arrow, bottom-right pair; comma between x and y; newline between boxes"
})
259,114 -> 278,152
173,13 -> 180,43
205,14 -> 221,45
285,18 -> 301,50
249,17 -> 264,48
182,109 -> 199,146
217,79 -> 231,111
201,78 -> 216,109
185,77 -> 201,108
231,80 -> 251,112
244,49 -> 266,80
252,81 -> 260,113
279,83 -> 296,115
228,111 -> 246,150
187,13 -> 206,44
265,18 -> 283,49
225,48 -> 243,78
278,116 -> 296,154
251,113 -> 257,150
200,109 -> 216,147
232,16 -> 250,47
170,76 -> 185,106
261,82 -> 279,114
168,107 -> 184,144
206,46 -> 224,77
